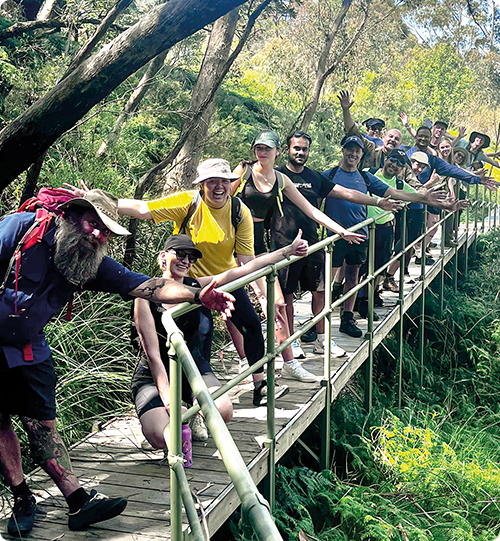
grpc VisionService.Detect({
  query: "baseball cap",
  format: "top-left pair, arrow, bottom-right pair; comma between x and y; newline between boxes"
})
410,151 -> 430,166
433,120 -> 448,129
341,135 -> 364,149
163,234 -> 203,259
364,118 -> 385,130
252,130 -> 281,148
388,148 -> 410,166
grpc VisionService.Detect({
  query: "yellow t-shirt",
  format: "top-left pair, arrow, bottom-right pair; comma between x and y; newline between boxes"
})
147,191 -> 254,278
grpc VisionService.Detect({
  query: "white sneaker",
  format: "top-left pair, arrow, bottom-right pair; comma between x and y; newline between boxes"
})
292,340 -> 305,359
282,360 -> 317,382
190,413 -> 208,442
313,338 -> 346,358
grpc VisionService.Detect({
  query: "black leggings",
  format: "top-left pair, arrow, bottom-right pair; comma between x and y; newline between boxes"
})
230,287 -> 265,373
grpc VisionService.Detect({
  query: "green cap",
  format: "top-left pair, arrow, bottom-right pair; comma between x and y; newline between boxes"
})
252,130 -> 281,148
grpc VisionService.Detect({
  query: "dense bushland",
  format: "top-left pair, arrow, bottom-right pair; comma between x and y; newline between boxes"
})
268,232 -> 500,541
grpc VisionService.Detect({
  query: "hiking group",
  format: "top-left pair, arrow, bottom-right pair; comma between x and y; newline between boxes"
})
0,88 -> 498,537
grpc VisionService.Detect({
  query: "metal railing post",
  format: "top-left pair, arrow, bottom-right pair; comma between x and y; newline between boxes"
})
439,211 -> 445,319
420,205 -> 427,280
473,184 -> 479,261
465,184 -> 470,277
364,221 -> 375,413
320,243 -> 333,470
397,207 -> 407,409
169,344 -> 183,541
263,269 -> 276,511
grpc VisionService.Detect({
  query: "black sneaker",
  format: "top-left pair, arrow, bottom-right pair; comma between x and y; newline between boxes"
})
253,381 -> 289,406
301,325 -> 317,343
68,490 -> 127,531
340,314 -> 363,338
8,494 -> 37,537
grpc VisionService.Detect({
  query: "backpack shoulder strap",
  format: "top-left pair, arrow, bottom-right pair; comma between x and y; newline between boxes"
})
327,166 -> 339,182
179,192 -> 202,235
234,165 -> 252,196
230,196 -> 243,231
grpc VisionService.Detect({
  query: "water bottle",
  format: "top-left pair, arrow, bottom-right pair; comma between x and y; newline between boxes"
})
181,423 -> 192,468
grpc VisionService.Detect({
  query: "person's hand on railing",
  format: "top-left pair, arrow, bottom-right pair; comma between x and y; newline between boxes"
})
62,180 -> 90,197
378,197 -> 404,212
199,279 -> 235,321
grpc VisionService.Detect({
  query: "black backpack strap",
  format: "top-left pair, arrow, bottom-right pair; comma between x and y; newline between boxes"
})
231,196 -> 243,231
327,166 -> 339,182
179,192 -> 202,235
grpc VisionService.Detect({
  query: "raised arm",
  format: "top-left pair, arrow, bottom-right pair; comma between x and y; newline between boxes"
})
399,112 -> 416,138
282,175 -> 365,243
450,127 -> 466,148
337,90 -> 356,133
134,298 -> 171,409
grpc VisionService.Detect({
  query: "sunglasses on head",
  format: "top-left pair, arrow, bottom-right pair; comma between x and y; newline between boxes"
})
292,131 -> 312,142
171,249 -> 198,264
389,156 -> 405,167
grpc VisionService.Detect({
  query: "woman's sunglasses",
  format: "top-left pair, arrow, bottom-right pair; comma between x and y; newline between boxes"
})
171,249 -> 198,264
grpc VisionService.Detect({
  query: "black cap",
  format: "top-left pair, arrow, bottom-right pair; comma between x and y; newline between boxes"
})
341,134 -> 364,149
363,118 -> 385,130
163,234 -> 203,259
388,148 -> 410,166
433,120 -> 448,129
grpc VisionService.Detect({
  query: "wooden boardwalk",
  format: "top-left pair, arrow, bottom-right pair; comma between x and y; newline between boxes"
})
0,227 -> 476,540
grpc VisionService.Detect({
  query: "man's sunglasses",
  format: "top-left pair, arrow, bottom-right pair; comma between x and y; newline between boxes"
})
389,157 -> 406,167
292,131 -> 312,142
171,249 -> 198,264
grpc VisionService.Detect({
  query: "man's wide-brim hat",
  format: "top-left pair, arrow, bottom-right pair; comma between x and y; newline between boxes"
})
59,189 -> 131,236
469,131 -> 491,150
192,158 -> 240,185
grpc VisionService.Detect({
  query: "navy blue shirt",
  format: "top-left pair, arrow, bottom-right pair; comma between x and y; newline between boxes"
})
405,146 -> 480,185
322,167 -> 389,236
0,213 -> 150,368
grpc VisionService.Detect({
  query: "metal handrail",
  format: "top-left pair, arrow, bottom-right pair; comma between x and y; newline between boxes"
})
160,187 -> 497,541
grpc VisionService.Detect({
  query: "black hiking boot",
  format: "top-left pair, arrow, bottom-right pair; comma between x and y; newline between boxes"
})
8,494 -> 37,537
339,311 -> 363,338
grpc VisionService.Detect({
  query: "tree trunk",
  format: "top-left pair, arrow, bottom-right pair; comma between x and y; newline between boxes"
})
64,0 -> 134,76
36,0 -> 58,20
163,8 -> 239,191
298,0 -> 354,133
96,49 -> 169,158
0,0 -> 247,191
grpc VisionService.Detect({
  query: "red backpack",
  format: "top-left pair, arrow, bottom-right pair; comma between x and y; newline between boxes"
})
0,188 -> 78,360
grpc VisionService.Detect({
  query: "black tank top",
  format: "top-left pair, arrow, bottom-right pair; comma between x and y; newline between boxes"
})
238,170 -> 279,220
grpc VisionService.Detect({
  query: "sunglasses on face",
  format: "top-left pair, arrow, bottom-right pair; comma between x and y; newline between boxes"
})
292,131 -> 312,142
170,249 -> 198,264
389,157 -> 405,167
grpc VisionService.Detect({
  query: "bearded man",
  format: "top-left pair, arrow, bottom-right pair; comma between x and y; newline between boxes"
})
0,190 -> 234,538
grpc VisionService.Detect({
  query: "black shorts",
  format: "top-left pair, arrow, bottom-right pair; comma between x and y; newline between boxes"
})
253,221 -> 269,256
0,352 -> 56,420
332,238 -> 369,268
131,358 -> 219,418
278,249 -> 325,295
